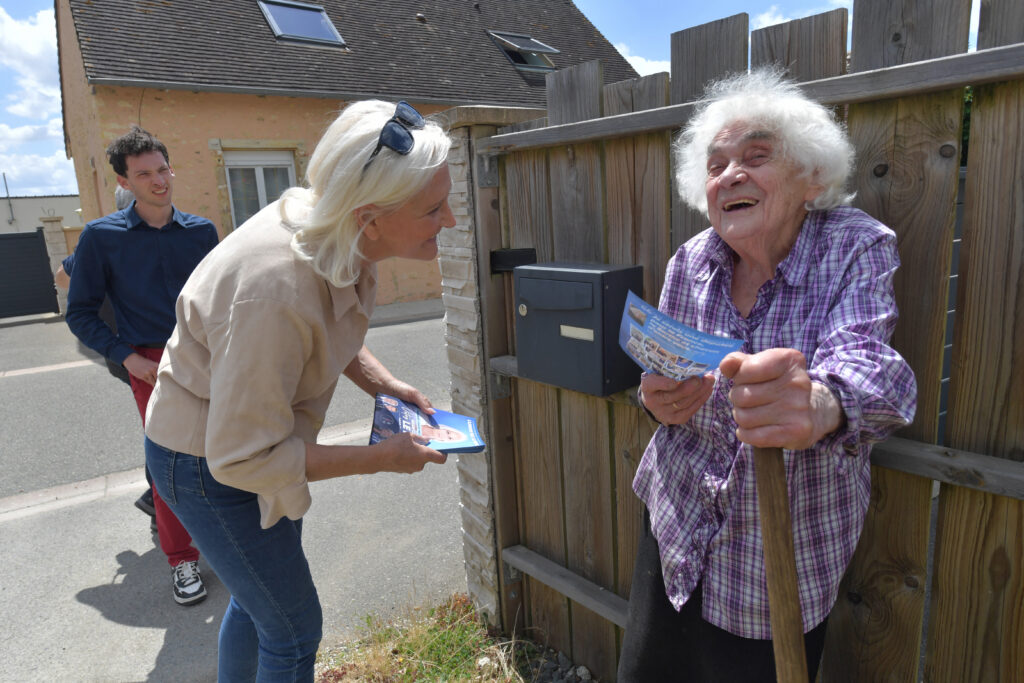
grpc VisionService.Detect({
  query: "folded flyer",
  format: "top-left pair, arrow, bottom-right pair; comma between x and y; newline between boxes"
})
368,393 -> 485,454
618,290 -> 743,380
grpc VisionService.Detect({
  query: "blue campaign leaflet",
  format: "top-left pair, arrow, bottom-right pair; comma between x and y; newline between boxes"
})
368,393 -> 485,454
618,290 -> 743,380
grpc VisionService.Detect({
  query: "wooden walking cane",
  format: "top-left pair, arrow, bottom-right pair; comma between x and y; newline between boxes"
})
753,446 -> 808,683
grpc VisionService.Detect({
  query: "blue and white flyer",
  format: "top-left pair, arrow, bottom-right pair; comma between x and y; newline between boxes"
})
618,290 -> 743,380
369,393 -> 485,454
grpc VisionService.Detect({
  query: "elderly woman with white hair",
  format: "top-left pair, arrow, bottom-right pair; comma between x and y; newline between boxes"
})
143,100 -> 453,680
617,70 -> 917,681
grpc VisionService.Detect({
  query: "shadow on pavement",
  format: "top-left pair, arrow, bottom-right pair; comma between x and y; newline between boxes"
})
76,543 -> 227,682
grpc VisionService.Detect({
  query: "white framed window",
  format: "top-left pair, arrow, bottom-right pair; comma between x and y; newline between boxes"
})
258,0 -> 346,47
223,150 -> 297,229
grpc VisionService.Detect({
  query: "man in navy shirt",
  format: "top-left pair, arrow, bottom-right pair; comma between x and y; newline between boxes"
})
66,126 -> 219,606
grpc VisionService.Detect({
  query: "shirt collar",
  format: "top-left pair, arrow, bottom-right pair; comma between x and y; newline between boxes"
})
327,263 -> 378,321
698,211 -> 824,287
125,202 -> 184,230
775,210 -> 823,287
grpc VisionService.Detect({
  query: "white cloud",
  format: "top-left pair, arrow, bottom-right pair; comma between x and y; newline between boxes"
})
0,118 -> 62,152
0,149 -> 77,196
614,43 -> 670,77
0,7 -> 60,122
5,75 -> 62,119
754,2 -> 854,30
753,5 -> 790,30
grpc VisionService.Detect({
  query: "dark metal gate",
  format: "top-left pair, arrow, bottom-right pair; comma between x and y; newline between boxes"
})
0,228 -> 59,318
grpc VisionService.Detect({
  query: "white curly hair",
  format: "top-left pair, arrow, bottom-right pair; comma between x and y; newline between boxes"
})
674,67 -> 855,215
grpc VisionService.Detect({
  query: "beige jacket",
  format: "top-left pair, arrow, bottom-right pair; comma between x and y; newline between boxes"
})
146,200 -> 376,528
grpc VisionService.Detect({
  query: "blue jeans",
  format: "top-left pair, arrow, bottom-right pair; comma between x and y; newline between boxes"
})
146,437 -> 322,682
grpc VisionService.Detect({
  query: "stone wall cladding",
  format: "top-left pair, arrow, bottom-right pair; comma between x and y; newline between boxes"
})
437,125 -> 500,624
40,215 -> 71,314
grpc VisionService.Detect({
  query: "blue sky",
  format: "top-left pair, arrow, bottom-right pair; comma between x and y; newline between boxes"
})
0,0 -> 979,197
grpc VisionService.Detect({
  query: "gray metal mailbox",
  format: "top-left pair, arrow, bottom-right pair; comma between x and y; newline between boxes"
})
513,262 -> 643,396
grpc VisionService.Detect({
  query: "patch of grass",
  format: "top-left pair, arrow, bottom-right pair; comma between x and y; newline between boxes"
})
316,593 -> 543,682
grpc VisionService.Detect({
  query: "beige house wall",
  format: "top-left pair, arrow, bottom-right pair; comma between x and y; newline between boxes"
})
58,0 -> 445,305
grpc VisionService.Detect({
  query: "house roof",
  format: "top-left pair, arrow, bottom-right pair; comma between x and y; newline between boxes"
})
63,0 -> 638,107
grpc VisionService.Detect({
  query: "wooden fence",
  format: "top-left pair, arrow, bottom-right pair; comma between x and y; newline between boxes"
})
463,1 -> 1023,680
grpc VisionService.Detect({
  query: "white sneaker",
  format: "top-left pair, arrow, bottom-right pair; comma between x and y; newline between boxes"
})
172,560 -> 207,605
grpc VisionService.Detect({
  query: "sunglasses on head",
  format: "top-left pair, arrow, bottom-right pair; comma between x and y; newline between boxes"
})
362,101 -> 425,173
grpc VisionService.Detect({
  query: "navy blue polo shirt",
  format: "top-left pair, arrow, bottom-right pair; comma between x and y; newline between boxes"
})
65,203 -> 219,365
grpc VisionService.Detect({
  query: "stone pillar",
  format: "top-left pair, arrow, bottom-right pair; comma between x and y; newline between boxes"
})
437,124 -> 497,620
39,215 -> 70,314
437,106 -> 544,628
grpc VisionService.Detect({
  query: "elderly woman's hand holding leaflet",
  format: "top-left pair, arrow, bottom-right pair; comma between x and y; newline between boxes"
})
618,70 -> 917,683
143,100 -> 454,680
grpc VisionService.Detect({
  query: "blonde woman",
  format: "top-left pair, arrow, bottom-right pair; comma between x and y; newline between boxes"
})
144,100 -> 453,680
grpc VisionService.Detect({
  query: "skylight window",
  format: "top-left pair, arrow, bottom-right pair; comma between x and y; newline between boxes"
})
259,0 -> 346,47
488,31 -> 559,72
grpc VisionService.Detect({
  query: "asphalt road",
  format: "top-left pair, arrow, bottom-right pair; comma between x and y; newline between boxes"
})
0,311 -> 453,497
0,304 -> 467,681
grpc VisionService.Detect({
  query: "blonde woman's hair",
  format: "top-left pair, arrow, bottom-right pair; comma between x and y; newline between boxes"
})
675,67 -> 855,215
279,100 -> 451,286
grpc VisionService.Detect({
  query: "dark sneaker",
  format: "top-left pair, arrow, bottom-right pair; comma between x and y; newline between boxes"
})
135,489 -> 156,518
172,561 -> 207,606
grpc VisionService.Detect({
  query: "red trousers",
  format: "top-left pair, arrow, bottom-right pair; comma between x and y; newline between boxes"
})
128,345 -> 199,566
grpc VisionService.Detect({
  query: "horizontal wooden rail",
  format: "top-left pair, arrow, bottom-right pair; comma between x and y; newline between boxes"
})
489,356 -> 1024,499
871,437 -> 1024,500
474,42 -> 1024,156
502,544 -> 630,627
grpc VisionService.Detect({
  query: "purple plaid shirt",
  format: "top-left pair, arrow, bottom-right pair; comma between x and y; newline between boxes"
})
633,206 -> 917,639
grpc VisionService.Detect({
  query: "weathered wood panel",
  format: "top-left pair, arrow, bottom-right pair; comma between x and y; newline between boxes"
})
561,392 -> 616,680
977,0 -> 1024,50
850,0 -> 970,71
822,1 -> 968,679
548,61 -> 604,263
514,379 -> 570,653
471,124 -> 523,632
502,544 -> 629,626
751,8 -> 847,82
503,105 -> 568,645
603,73 -> 671,303
928,4 -> 1024,676
670,13 -> 748,104
669,15 -> 748,251
475,43 -> 1024,156
479,2 -> 1024,680
504,151 -> 552,261
604,79 -> 637,267
545,60 -> 618,681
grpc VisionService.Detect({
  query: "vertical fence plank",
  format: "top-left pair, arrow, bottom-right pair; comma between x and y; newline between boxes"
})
669,14 -> 748,252
502,110 -> 567,653
821,1 -> 969,680
548,61 -> 605,262
613,404 -> 658,600
928,2 -> 1024,678
505,151 -> 553,261
471,124 -> 524,632
561,392 -> 616,681
632,75 -> 671,303
544,59 -> 620,680
604,79 -> 638,267
514,379 -> 571,653
604,73 -> 671,302
670,13 -> 748,104
850,0 -> 970,71
751,8 -> 847,81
